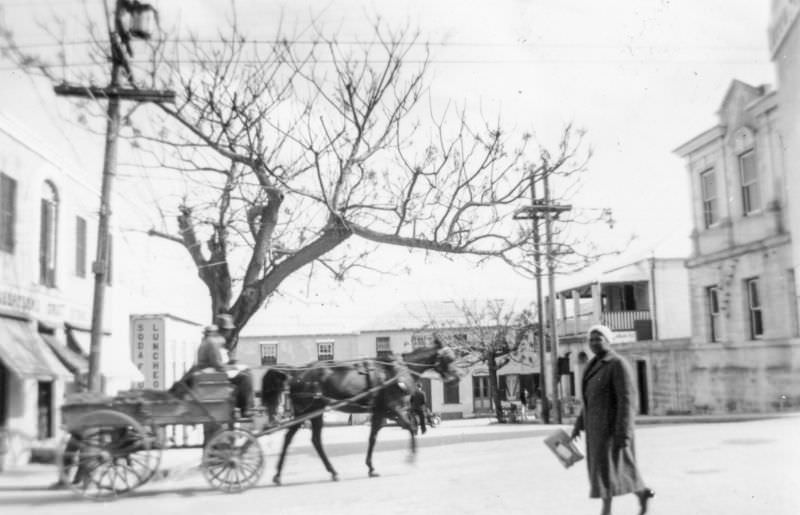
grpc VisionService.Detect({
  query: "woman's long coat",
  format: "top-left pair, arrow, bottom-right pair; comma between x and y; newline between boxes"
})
574,350 -> 645,498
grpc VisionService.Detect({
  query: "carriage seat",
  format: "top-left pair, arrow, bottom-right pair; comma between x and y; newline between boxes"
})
191,370 -> 235,401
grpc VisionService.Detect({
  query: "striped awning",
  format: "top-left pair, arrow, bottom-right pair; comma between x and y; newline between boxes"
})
40,332 -> 88,375
0,316 -> 72,379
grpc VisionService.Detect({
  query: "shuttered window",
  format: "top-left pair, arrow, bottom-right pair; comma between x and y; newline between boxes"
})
0,173 -> 16,253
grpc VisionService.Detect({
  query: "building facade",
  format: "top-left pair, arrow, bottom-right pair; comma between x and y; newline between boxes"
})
0,113 -> 143,469
674,79 -> 800,413
238,300 -> 539,420
554,257 -> 693,416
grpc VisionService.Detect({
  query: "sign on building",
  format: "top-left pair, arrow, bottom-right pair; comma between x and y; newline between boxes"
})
131,316 -> 165,389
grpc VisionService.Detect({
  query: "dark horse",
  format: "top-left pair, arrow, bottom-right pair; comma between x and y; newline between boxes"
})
261,340 -> 459,485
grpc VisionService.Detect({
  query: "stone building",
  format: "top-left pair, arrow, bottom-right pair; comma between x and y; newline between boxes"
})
674,79 -> 800,412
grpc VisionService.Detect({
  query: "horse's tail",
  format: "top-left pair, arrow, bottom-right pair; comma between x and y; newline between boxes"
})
261,368 -> 290,416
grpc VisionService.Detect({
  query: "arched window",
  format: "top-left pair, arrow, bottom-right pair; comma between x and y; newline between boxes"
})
40,180 -> 59,287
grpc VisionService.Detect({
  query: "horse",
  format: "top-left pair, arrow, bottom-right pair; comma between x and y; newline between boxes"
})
261,339 -> 459,485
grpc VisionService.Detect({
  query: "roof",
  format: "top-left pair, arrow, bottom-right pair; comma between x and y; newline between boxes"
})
240,297 -> 536,337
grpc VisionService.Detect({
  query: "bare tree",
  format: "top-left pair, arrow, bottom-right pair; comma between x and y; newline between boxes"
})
2,9 -> 614,353
425,299 -> 536,423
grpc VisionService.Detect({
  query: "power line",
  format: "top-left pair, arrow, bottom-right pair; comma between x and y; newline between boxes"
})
4,37 -> 767,52
0,56 -> 769,72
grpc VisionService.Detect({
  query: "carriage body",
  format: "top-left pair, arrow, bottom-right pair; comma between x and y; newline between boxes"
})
58,371 -> 264,500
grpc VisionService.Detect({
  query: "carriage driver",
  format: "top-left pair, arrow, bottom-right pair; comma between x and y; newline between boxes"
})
196,314 -> 255,417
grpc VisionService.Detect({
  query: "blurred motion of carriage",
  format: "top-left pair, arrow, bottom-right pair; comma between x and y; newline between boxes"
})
59,371 -> 264,500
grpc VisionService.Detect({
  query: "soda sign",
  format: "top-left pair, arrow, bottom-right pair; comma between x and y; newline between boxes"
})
131,317 -> 165,389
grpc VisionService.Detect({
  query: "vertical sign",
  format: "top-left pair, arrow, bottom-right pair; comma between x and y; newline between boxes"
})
131,316 -> 165,389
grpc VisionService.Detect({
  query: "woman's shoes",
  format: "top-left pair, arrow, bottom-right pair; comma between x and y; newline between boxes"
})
638,488 -> 655,515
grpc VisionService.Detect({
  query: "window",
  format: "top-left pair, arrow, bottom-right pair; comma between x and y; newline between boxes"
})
39,181 -> 58,287
706,286 -> 720,342
745,277 -> 763,339
376,336 -> 392,360
700,169 -> 717,228
411,334 -> 429,349
0,173 -> 16,253
259,342 -> 278,365
317,341 -> 334,361
443,379 -> 460,404
739,151 -> 760,215
75,216 -> 87,277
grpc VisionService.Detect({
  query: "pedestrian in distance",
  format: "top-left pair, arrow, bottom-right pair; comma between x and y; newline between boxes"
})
409,383 -> 427,435
570,324 -> 655,515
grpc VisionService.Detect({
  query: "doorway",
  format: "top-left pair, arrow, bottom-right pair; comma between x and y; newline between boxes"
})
472,376 -> 491,414
37,381 -> 53,439
636,360 -> 649,415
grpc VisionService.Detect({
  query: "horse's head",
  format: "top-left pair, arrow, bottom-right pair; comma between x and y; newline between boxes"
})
402,338 -> 461,383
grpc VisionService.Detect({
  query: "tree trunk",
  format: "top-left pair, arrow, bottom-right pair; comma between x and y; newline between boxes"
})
488,353 -> 505,423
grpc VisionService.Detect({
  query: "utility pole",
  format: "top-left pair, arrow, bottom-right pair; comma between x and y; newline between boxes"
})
529,169 -> 549,424
543,170 -> 566,424
514,167 -> 571,425
54,0 -> 173,392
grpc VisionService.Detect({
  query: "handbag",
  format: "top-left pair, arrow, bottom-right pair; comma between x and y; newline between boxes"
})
543,428 -> 584,468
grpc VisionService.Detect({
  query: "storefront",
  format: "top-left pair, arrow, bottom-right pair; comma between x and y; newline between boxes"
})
0,313 -> 72,469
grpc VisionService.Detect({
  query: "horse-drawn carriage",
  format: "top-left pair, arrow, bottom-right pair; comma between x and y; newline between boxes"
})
59,371 -> 265,499
58,341 -> 458,500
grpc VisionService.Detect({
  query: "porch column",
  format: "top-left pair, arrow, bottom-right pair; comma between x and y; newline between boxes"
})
572,289 -> 581,335
591,282 -> 603,325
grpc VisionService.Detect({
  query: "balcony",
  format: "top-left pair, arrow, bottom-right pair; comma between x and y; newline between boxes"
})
557,310 -> 652,337
601,310 -> 651,330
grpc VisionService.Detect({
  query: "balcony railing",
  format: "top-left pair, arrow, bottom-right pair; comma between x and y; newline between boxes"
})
556,310 -> 652,336
601,310 -> 651,331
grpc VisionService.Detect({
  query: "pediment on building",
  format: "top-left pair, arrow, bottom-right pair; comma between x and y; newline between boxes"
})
716,80 -> 765,129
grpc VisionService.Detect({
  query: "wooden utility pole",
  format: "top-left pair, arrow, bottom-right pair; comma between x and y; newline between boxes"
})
514,167 -> 571,424
529,170 -> 549,424
544,171 -> 561,424
54,0 -> 173,392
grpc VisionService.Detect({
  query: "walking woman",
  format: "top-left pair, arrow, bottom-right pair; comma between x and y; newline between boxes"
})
571,324 -> 655,515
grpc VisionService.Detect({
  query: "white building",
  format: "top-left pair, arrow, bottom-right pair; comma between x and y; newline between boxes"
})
0,112 -> 145,469
238,299 -> 538,420
553,257 -> 692,415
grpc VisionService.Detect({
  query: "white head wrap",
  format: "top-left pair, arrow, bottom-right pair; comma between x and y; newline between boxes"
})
587,324 -> 615,344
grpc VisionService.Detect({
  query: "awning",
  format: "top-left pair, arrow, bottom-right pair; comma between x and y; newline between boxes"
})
40,332 -> 88,375
0,316 -> 73,379
66,327 -> 144,382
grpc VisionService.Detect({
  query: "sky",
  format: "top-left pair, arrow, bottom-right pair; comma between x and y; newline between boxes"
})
0,0 -> 777,332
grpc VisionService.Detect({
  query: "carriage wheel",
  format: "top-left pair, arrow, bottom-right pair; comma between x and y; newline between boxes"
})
201,428 -> 264,493
58,410 -> 162,500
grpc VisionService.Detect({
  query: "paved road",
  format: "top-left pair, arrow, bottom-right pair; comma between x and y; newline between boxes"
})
1,415 -> 799,514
